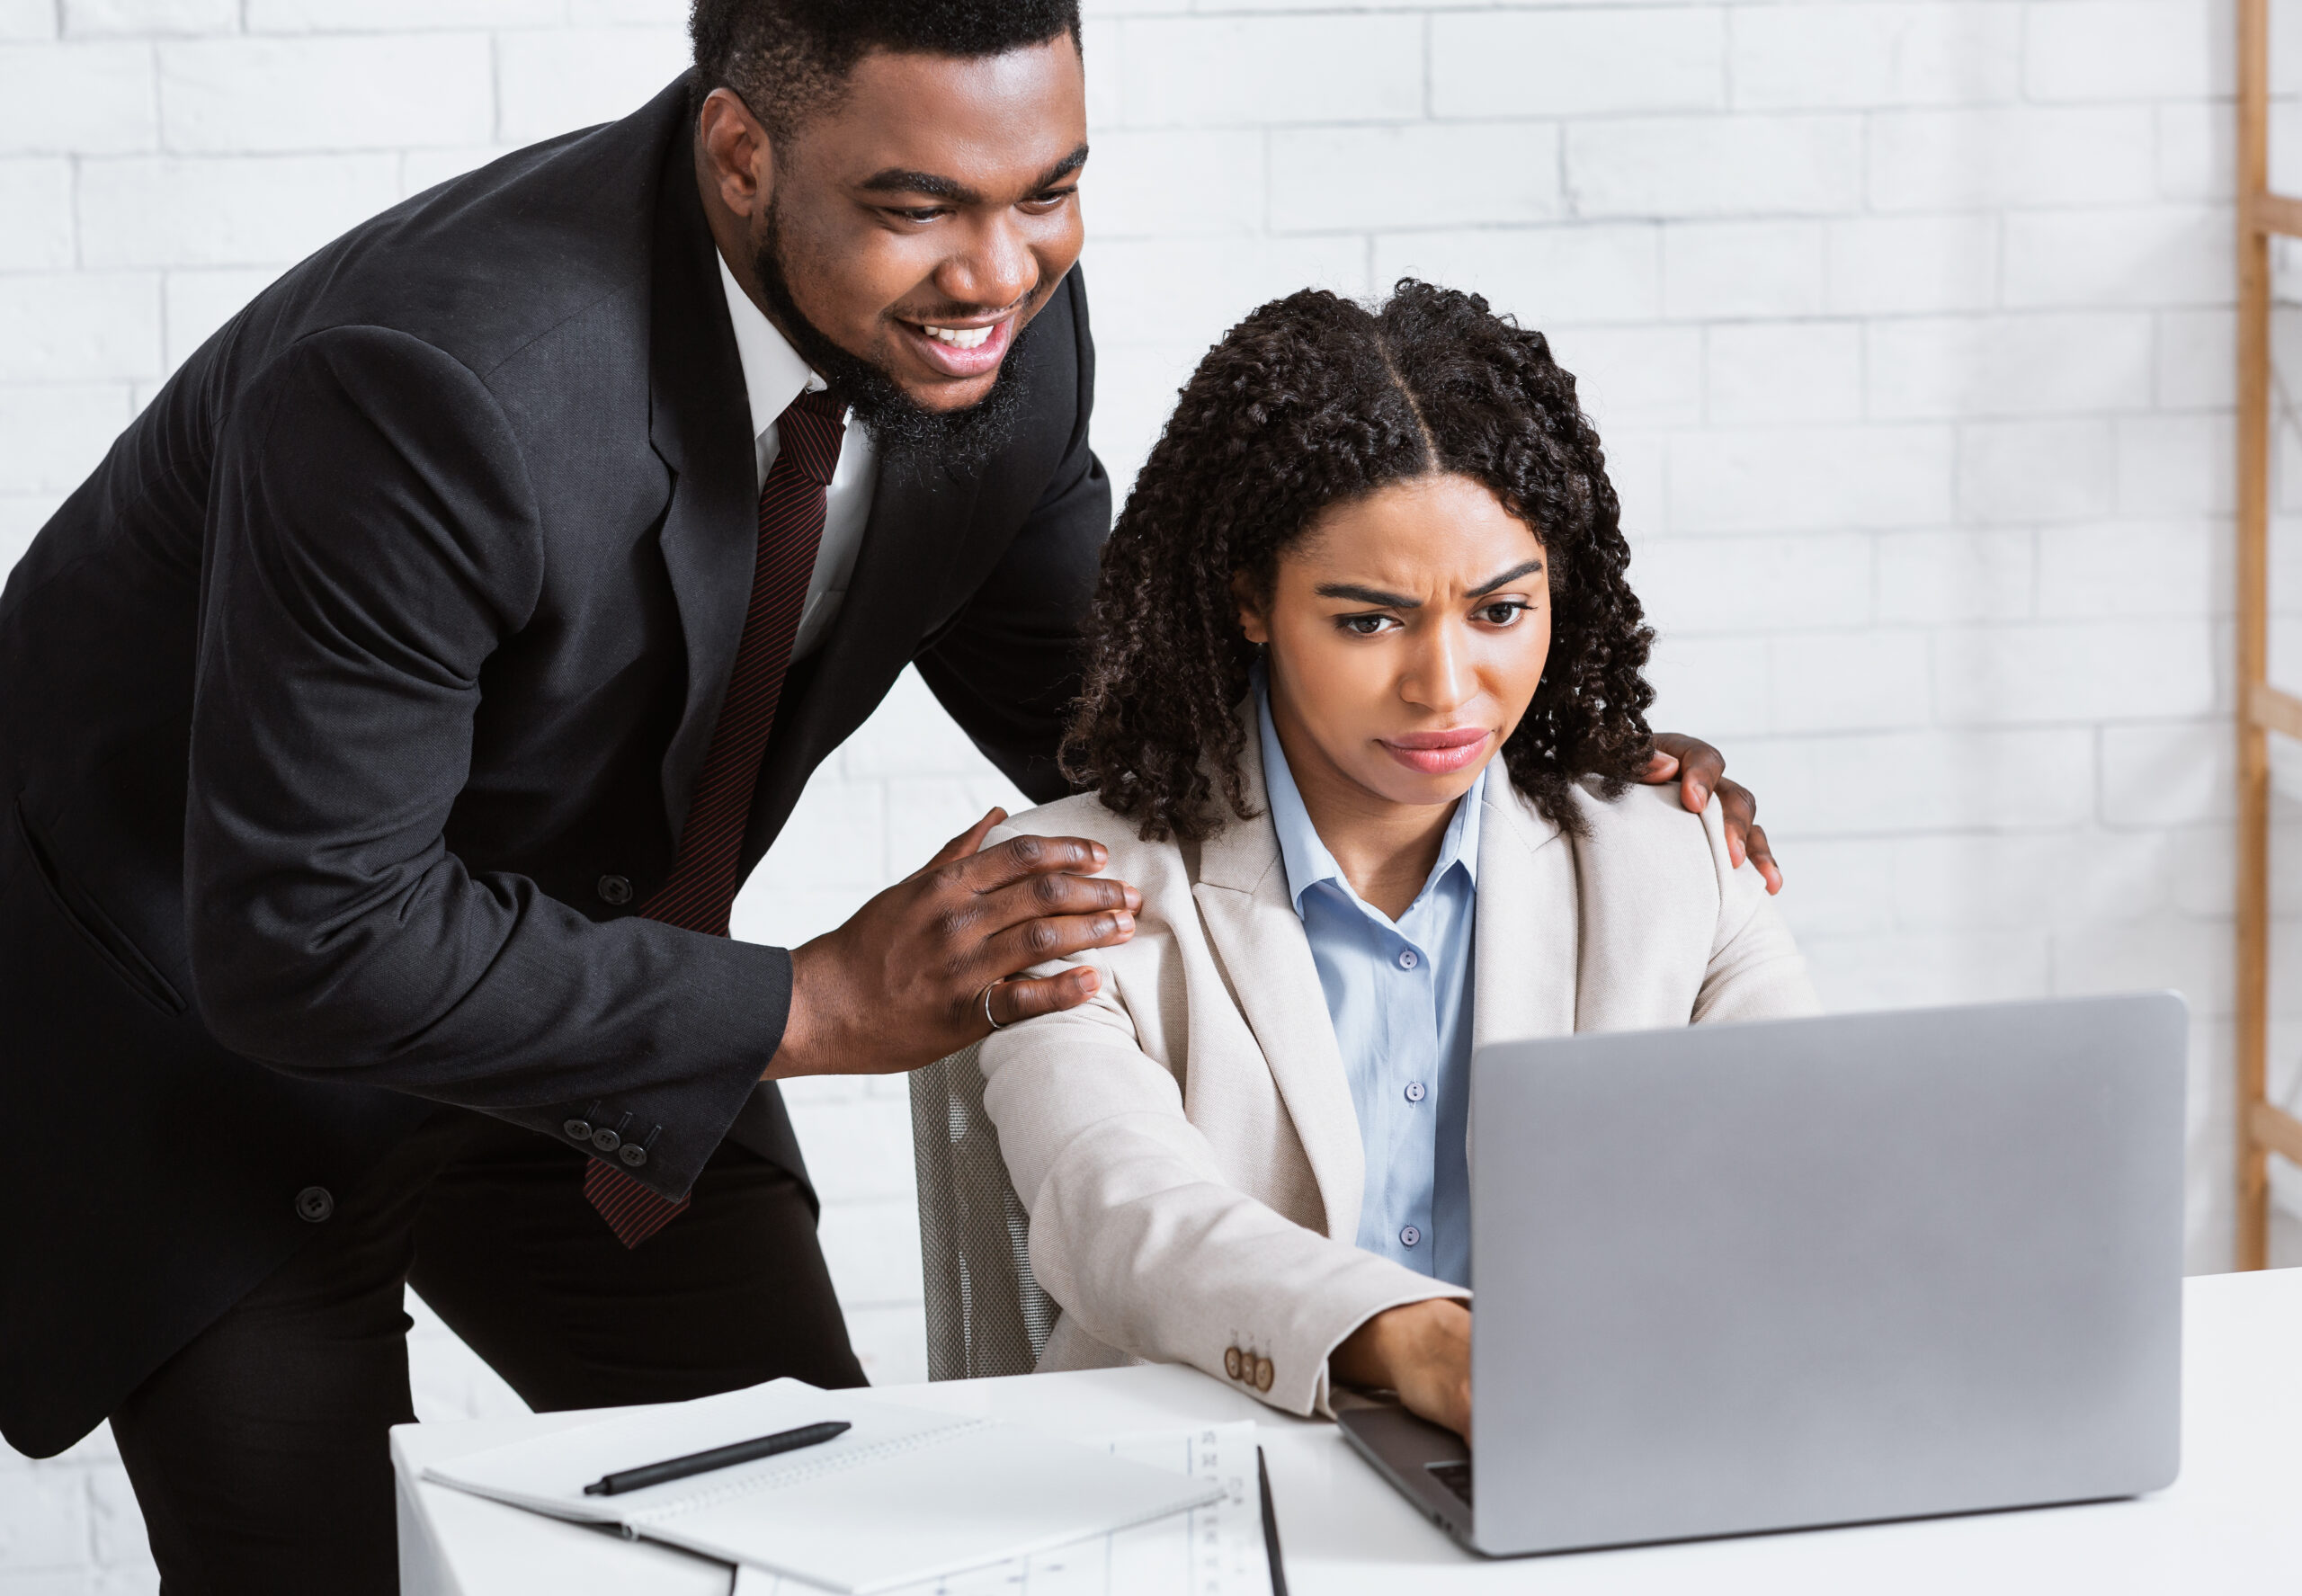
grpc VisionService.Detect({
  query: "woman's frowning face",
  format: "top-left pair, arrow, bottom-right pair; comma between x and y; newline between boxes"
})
1237,472 -> 1552,816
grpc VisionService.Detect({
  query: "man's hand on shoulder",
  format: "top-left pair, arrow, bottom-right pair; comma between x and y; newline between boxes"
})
1640,733 -> 1781,895
770,809 -> 1142,1079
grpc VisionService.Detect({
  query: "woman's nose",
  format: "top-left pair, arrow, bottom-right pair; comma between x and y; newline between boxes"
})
1405,629 -> 1474,713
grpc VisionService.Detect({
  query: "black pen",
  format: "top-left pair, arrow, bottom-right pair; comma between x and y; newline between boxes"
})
583,1420 -> 852,1496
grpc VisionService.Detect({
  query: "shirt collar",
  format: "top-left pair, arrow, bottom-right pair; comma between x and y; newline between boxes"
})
1254,663 -> 1485,923
717,248 -> 825,441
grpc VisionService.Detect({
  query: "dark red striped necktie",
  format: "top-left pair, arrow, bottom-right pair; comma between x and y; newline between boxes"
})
584,387 -> 847,1248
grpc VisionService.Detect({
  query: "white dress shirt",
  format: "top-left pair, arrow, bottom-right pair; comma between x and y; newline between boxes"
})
716,252 -> 878,661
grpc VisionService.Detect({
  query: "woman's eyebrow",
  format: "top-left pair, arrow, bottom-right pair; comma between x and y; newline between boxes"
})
1468,558 -> 1545,596
1315,581 -> 1420,608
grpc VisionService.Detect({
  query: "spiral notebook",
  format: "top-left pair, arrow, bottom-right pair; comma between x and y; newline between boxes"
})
422,1379 -> 1225,1594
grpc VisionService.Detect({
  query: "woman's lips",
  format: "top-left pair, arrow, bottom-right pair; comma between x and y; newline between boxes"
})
1379,727 -> 1493,775
899,313 -> 1016,379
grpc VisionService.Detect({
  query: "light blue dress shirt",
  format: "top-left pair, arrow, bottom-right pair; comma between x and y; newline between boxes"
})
1256,673 -> 1480,1287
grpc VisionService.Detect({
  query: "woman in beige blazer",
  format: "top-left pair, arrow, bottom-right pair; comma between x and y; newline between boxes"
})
977,282 -> 1819,1440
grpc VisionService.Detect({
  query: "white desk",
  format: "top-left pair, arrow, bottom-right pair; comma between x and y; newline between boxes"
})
394,1269 -> 2302,1594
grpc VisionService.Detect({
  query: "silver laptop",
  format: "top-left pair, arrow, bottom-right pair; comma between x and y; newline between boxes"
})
1338,993 -> 2186,1556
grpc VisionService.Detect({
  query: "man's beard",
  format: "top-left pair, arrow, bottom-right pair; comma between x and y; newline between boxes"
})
751,208 -> 1029,476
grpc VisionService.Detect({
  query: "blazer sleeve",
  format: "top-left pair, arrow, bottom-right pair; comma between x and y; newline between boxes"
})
912,267 -> 1111,805
979,849 -> 1465,1420
1693,797 -> 1824,1024
183,325 -> 776,1202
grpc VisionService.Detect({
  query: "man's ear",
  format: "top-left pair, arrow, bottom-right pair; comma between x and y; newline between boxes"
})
1231,569 -> 1271,646
697,86 -> 777,220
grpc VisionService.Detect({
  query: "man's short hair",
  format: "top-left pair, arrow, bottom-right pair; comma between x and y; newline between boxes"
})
689,0 -> 1084,140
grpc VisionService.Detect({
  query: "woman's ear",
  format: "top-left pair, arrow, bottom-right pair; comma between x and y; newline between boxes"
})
1231,569 -> 1271,646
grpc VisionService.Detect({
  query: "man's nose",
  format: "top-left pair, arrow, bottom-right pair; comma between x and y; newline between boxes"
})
937,216 -> 1038,314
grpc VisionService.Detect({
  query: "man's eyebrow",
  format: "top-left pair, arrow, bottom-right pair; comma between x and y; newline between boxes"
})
1033,143 -> 1091,189
1468,558 -> 1545,596
858,168 -> 978,203
856,145 -> 1088,206
1316,582 -> 1421,608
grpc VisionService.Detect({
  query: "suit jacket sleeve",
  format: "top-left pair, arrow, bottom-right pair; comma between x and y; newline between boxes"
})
976,842 -> 1464,1420
1692,796 -> 1822,1024
183,325 -> 775,1201
913,266 -> 1111,805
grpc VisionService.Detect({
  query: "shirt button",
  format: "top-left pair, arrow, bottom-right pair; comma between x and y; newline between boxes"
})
1400,1225 -> 1422,1248
597,875 -> 633,905
1405,1080 -> 1427,1103
1396,949 -> 1419,970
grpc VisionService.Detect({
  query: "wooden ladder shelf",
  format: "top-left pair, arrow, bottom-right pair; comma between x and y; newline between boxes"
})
2236,0 -> 2302,1268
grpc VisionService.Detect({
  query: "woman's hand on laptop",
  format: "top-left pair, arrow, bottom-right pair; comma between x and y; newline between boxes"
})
1641,733 -> 1780,895
1331,1298 -> 1473,1440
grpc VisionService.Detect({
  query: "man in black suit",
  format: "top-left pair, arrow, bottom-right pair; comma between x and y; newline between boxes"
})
0,2 -> 1774,1589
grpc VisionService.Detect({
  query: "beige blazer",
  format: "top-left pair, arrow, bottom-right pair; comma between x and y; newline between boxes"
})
978,728 -> 1819,1418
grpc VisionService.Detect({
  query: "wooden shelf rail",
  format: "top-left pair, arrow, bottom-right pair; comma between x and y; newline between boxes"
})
2239,0 -> 2302,1270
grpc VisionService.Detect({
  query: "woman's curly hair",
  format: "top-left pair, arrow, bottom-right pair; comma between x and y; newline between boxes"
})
1061,280 -> 1656,843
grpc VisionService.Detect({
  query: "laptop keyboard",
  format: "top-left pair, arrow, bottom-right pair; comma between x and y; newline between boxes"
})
1427,1460 -> 1472,1506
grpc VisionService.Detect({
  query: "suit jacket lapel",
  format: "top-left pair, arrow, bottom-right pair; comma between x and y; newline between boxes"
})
1470,780 -> 1577,1051
1191,722 -> 1368,1244
646,123 -> 759,846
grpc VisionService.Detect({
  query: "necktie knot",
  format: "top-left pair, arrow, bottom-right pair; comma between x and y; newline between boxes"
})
778,388 -> 847,488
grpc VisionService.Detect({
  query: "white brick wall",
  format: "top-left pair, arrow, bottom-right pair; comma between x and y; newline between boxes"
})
6,0 -> 2302,1586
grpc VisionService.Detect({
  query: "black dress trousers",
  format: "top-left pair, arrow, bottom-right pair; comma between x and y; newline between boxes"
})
107,1109 -> 864,1596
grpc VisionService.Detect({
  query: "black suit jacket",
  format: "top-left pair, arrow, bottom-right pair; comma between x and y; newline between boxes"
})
0,76 -> 1107,1457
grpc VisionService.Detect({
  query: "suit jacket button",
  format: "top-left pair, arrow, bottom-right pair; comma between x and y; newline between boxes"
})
1254,1357 -> 1274,1394
597,875 -> 633,905
619,1144 -> 647,1168
564,1119 -> 593,1142
590,1127 -> 621,1154
295,1186 -> 335,1223
1223,1346 -> 1243,1381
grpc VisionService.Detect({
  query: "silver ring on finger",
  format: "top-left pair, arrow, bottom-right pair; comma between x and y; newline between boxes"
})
978,979 -> 1006,1032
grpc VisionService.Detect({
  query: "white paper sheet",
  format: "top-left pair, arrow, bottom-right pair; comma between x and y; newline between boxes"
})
730,1422 -> 1274,1596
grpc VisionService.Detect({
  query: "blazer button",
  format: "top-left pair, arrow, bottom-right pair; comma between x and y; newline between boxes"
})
1254,1356 -> 1274,1394
597,875 -> 633,905
1224,1346 -> 1244,1381
295,1186 -> 335,1224
619,1143 -> 648,1169
564,1118 -> 593,1142
590,1127 -> 622,1154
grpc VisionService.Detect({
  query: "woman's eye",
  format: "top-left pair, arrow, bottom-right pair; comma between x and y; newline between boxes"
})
1338,614 -> 1392,637
1477,601 -> 1528,626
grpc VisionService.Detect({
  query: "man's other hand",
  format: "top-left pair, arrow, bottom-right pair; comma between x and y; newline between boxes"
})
770,808 -> 1140,1078
1641,732 -> 1781,895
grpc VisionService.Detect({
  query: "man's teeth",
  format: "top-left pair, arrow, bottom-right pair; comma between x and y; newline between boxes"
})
922,324 -> 994,350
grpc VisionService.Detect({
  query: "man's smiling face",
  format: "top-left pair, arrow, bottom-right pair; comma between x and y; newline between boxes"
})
699,32 -> 1088,430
